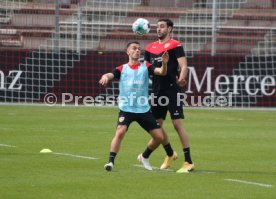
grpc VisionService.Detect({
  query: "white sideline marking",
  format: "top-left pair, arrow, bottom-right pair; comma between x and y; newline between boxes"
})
0,144 -> 17,148
0,144 -> 98,160
53,152 -> 98,160
225,178 -> 273,188
133,164 -> 174,172
197,170 -> 217,174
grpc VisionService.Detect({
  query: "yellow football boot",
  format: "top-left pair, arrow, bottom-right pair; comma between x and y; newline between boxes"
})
160,151 -> 178,170
176,162 -> 195,173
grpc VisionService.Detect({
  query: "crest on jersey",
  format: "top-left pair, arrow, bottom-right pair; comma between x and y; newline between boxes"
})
119,116 -> 125,122
164,43 -> 171,49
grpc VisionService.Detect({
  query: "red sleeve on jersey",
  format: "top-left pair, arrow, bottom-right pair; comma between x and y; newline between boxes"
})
117,65 -> 123,72
145,61 -> 151,68
145,39 -> 183,55
165,39 -> 182,51
145,41 -> 157,52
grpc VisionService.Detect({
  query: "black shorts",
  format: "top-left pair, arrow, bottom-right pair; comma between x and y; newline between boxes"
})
151,89 -> 184,120
117,110 -> 160,132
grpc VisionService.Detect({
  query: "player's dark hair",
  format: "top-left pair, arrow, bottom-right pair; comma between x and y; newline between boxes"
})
158,18 -> 174,29
126,41 -> 140,49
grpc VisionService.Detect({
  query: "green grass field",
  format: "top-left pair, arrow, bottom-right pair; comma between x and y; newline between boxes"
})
0,105 -> 275,199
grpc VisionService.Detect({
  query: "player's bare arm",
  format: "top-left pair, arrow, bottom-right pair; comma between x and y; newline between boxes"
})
176,56 -> 188,87
154,51 -> 169,76
99,73 -> 114,86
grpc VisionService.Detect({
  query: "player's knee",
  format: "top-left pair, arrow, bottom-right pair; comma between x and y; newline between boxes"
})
172,120 -> 183,132
115,126 -> 127,139
155,130 -> 164,143
173,124 -> 181,132
150,129 -> 164,143
115,131 -> 125,140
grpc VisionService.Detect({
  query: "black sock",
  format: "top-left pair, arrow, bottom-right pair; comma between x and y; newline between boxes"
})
142,147 -> 153,159
108,152 -> 117,164
183,148 -> 192,164
163,143 -> 174,156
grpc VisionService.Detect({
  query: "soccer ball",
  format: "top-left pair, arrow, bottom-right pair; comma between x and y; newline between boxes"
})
132,18 -> 150,35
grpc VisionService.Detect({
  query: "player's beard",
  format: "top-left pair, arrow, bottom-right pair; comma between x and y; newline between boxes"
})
158,32 -> 168,41
158,32 -> 164,40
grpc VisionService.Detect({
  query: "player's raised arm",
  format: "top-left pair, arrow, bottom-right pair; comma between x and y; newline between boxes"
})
154,51 -> 169,76
99,73 -> 114,86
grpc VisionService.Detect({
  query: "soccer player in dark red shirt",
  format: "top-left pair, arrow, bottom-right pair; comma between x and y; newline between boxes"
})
144,19 -> 194,173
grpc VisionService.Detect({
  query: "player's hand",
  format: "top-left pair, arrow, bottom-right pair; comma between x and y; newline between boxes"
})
161,51 -> 169,64
176,76 -> 187,87
99,75 -> 109,86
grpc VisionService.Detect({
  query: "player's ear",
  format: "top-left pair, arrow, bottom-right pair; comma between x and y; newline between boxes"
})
168,26 -> 173,33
